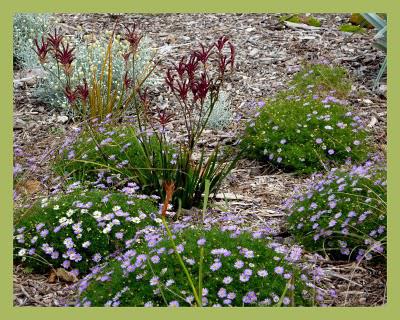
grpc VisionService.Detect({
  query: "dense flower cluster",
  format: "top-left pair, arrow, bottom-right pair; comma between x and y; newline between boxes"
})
76,226 -> 316,307
285,156 -> 386,260
240,87 -> 369,173
14,187 -> 159,273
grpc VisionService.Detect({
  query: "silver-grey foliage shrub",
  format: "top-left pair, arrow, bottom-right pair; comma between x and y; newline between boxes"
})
13,13 -> 55,69
204,91 -> 233,130
33,31 -> 158,110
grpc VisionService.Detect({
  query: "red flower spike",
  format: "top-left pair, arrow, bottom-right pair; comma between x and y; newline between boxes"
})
124,23 -> 143,53
215,36 -> 229,52
177,80 -> 189,101
228,42 -> 235,69
196,73 -> 210,102
64,86 -> 78,104
195,43 -> 212,64
174,57 -> 187,79
165,69 -> 176,92
185,54 -> 199,81
218,55 -> 228,75
47,28 -> 63,52
122,51 -> 131,64
123,71 -> 132,89
33,36 -> 50,64
76,79 -> 89,103
56,42 -> 75,65
156,109 -> 174,127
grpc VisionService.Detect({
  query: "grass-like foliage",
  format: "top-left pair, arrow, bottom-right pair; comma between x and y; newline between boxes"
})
14,187 -> 159,274
285,158 -> 386,261
240,90 -> 369,174
290,64 -> 352,99
13,13 -> 55,69
53,119 -> 236,209
52,124 -> 172,186
76,227 -> 315,307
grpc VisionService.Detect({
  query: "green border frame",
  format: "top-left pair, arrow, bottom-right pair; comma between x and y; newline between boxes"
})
1,1 -> 398,319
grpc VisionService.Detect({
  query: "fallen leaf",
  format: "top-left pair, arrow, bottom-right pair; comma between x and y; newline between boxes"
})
48,269 -> 57,283
23,180 -> 41,194
55,268 -> 78,283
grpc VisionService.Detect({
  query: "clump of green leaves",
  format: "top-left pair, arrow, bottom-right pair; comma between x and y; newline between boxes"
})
339,24 -> 365,33
290,64 -> 352,99
240,87 -> 369,174
77,227 -> 315,307
281,14 -> 321,27
285,158 -> 386,261
14,187 -> 159,274
53,123 -> 178,198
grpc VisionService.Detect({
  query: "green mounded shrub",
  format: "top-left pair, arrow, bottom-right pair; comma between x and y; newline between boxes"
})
290,64 -> 352,99
339,24 -> 365,33
285,158 -> 386,261
13,187 -> 160,275
76,227 -> 315,307
240,90 -> 369,174
13,13 -> 55,69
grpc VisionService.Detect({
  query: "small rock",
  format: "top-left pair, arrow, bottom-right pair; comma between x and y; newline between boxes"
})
249,48 -> 259,57
378,84 -> 387,96
14,118 -> 27,129
246,27 -> 255,32
363,99 -> 373,104
57,115 -> 69,124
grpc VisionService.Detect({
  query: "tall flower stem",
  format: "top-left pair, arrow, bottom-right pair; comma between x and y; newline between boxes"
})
161,217 -> 202,307
198,179 -> 210,304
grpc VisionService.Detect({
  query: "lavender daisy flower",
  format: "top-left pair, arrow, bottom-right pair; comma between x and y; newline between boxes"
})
217,288 -> 227,298
257,269 -> 268,277
92,253 -> 102,263
150,276 -> 159,286
210,261 -> 222,271
242,291 -> 257,304
274,266 -> 284,275
223,276 -> 233,284
239,274 -> 250,282
151,255 -> 160,264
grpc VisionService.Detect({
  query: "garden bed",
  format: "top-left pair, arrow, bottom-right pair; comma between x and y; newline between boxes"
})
13,13 -> 386,307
